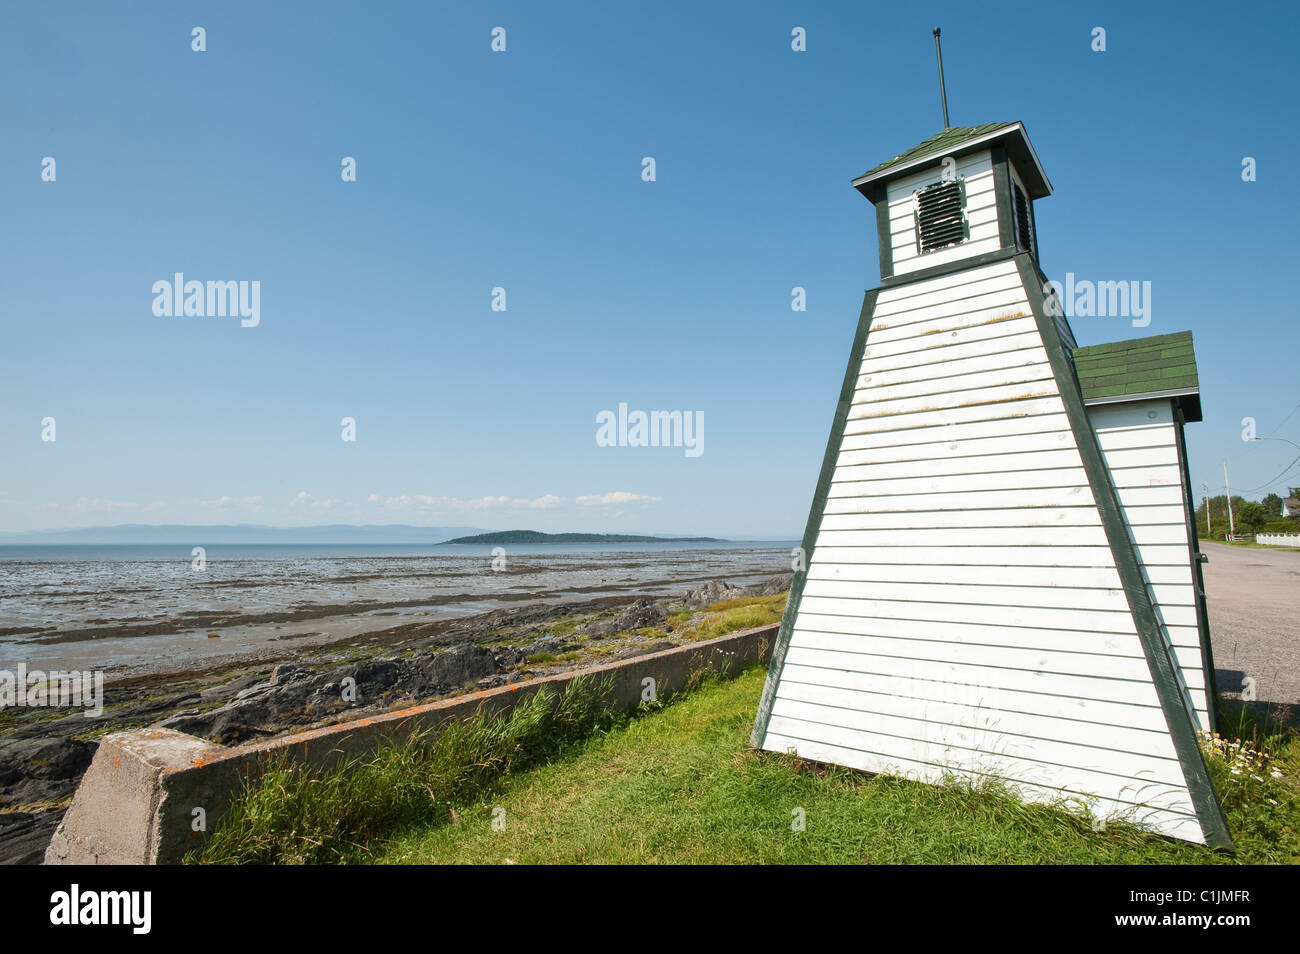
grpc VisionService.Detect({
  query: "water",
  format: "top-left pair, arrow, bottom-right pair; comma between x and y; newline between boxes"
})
0,542 -> 795,679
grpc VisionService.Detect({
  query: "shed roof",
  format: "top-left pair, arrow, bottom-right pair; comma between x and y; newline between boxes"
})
1072,331 -> 1202,422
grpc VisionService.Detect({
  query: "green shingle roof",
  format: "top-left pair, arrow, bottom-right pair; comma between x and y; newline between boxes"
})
858,123 -> 1016,179
1072,331 -> 1202,421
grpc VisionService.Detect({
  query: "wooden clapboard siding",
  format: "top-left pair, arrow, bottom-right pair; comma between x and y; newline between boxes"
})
760,729 -> 1203,842
887,151 -> 1003,276
756,257 -> 1209,843
1087,399 -> 1211,731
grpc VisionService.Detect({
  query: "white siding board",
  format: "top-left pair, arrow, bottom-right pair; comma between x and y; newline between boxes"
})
776,663 -> 1167,729
774,683 -> 1169,755
764,716 -> 1189,806
860,333 -> 1052,381
817,506 -> 1102,531
807,562 -> 1124,589
861,317 -> 1040,362
788,629 -> 1150,677
843,396 -> 1065,436
768,701 -> 1186,787
859,345 -> 1049,389
791,611 -> 1140,657
838,430 -> 1078,466
809,545 -> 1117,567
853,361 -> 1056,406
762,730 -> 1204,842
851,380 -> 1061,419
840,415 -> 1074,453
823,486 -> 1091,513
802,579 -> 1128,611
794,596 -> 1133,633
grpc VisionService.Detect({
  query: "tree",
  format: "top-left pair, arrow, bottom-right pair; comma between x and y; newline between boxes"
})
1263,493 -> 1283,516
1237,501 -> 1269,533
1195,494 -> 1245,529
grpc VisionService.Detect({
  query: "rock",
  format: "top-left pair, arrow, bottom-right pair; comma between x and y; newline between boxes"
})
681,575 -> 793,610
270,664 -> 311,686
155,645 -> 516,745
682,580 -> 738,610
199,673 -> 263,702
613,599 -> 667,630
0,735 -> 95,807
0,812 -> 61,866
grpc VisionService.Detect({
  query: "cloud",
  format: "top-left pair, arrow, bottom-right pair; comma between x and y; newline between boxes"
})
200,495 -> 263,511
290,491 -> 336,512
78,498 -> 138,513
367,494 -> 568,512
576,491 -> 658,506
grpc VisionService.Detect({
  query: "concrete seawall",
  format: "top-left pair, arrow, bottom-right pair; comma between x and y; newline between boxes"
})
45,623 -> 777,864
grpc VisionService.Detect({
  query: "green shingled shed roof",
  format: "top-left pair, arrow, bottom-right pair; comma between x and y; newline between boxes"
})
858,123 -> 1016,179
1072,331 -> 1202,422
852,121 -> 1052,199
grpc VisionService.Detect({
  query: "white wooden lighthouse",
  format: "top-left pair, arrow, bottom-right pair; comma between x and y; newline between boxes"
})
752,121 -> 1229,847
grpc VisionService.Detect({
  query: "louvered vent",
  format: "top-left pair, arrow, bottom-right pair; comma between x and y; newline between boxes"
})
914,179 -> 968,253
1013,182 -> 1033,251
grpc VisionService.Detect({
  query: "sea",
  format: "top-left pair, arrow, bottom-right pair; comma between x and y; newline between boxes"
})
0,541 -> 797,680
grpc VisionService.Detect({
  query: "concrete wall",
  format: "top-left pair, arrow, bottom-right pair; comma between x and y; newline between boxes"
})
45,624 -> 777,865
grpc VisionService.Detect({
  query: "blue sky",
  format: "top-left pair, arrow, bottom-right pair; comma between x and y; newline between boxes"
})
2,0 -> 1297,537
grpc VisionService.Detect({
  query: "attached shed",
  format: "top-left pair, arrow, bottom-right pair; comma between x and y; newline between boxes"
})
1075,333 -> 1216,735
753,123 -> 1229,847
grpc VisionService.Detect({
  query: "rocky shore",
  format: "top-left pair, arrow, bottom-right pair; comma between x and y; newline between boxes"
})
0,575 -> 790,865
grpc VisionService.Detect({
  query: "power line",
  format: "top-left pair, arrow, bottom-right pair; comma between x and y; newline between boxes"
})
1234,453 -> 1300,495
1265,400 -> 1300,439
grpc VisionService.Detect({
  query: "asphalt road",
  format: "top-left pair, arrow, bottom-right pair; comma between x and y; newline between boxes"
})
1202,541 -> 1300,716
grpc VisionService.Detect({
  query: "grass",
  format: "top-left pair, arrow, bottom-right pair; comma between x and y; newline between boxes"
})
192,660 -> 1300,864
378,666 -> 1300,865
1200,698 -> 1300,860
188,673 -> 622,864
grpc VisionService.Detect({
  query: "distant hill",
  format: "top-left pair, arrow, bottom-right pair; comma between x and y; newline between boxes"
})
0,524 -> 486,545
442,530 -> 723,545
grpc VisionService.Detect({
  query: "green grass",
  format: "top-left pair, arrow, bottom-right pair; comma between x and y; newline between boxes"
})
371,667 -> 1299,865
190,646 -> 1300,865
187,674 -> 621,864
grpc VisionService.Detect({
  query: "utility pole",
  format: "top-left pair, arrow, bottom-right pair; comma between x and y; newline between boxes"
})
1204,482 -> 1211,534
1223,460 -> 1235,536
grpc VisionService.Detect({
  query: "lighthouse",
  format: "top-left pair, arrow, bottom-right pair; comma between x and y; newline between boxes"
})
752,121 -> 1229,847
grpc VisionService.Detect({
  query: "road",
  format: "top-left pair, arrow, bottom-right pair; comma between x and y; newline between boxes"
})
1202,542 -> 1299,716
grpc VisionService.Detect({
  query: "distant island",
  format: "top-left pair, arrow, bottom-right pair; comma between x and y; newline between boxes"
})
441,530 -> 723,545
0,524 -> 486,545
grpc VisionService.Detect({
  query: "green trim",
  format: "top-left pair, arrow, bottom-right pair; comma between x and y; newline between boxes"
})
991,146 -> 1016,252
1173,403 -> 1219,736
751,288 -> 880,749
869,183 -> 894,281
879,246 -> 1018,290
1016,254 -> 1233,851
1027,189 -> 1040,265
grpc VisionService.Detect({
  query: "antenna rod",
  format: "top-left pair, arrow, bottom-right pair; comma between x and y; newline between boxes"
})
933,28 -> 950,129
